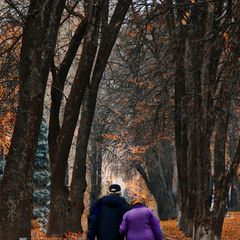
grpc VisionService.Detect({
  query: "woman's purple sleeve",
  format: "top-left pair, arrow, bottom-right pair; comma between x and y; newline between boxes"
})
119,213 -> 128,236
149,210 -> 163,240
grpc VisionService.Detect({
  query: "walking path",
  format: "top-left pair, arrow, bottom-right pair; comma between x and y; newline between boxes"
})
31,212 -> 240,240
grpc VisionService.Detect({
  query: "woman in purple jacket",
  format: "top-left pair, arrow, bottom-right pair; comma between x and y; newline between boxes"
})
119,196 -> 163,240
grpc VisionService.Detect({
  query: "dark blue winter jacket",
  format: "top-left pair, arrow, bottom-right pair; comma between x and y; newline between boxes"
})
87,194 -> 130,240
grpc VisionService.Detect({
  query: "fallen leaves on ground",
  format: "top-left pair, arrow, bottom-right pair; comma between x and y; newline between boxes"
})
161,212 -> 240,240
222,212 -> 240,239
31,229 -> 85,240
161,220 -> 190,240
32,212 -> 240,240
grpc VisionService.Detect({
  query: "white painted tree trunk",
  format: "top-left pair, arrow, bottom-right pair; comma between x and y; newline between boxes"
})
193,225 -> 220,240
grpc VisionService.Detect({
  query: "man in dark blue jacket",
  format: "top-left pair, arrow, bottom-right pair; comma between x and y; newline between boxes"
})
87,184 -> 130,240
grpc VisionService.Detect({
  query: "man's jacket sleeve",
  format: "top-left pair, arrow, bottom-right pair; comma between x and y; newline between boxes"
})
87,201 -> 101,240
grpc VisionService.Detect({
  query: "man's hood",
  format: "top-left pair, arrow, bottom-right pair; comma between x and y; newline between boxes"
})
100,195 -> 126,208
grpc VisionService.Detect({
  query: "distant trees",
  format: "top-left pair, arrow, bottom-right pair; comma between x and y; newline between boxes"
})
93,0 -> 177,219
134,142 -> 176,219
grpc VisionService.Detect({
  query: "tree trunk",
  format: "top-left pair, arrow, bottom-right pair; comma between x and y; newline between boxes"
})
66,86 -> 98,232
169,0 -> 192,233
135,142 -> 176,220
47,34 -> 99,235
89,122 -> 103,206
0,1 -> 65,239
149,143 -> 176,219
48,17 -> 87,165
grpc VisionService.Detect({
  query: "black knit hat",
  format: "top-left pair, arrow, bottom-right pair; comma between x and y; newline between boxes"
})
109,184 -> 121,193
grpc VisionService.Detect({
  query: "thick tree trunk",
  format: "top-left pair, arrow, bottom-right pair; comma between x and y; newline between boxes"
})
170,1 -> 192,234
192,225 -> 216,240
0,1 -> 65,239
164,0 -> 195,233
172,1 -> 224,237
192,205 -> 225,240
191,2 -> 240,238
66,86 -> 98,232
136,164 -> 175,220
168,0 -> 240,238
47,36 -> 99,235
177,210 -> 193,237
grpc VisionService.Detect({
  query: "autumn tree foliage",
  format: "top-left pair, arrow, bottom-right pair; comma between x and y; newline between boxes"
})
0,1 -> 22,168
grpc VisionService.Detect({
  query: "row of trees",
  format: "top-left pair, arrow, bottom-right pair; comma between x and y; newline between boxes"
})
0,1 -> 240,240
92,0 -> 240,239
0,0 -> 132,239
171,1 -> 240,238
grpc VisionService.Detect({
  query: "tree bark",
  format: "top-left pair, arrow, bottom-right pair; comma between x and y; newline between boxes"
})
135,142 -> 176,220
0,1 -> 65,239
47,31 -> 99,235
66,86 -> 98,232
166,0 -> 193,234
89,121 -> 103,206
151,143 -> 176,219
48,17 -> 87,165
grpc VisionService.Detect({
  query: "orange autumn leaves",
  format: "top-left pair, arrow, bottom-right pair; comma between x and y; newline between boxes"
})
31,229 -> 83,240
161,212 -> 240,240
161,219 -> 191,240
222,212 -> 240,240
0,111 -> 15,155
0,22 -> 20,155
31,220 -> 83,240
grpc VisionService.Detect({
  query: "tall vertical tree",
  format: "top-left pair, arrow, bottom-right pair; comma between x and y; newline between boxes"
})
88,119 -> 104,206
0,1 -> 66,239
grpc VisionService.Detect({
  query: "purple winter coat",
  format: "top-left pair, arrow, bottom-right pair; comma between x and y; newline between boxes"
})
119,204 -> 163,240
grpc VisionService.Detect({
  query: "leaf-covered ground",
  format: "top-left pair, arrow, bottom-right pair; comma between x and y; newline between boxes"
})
32,212 -> 240,240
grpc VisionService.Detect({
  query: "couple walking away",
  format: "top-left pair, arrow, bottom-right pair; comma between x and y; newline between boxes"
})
87,184 -> 163,240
